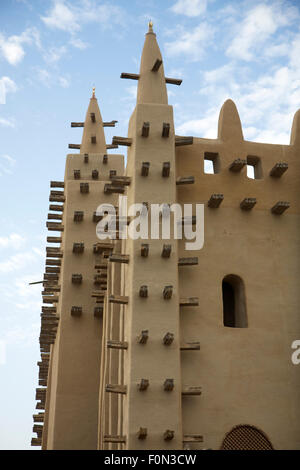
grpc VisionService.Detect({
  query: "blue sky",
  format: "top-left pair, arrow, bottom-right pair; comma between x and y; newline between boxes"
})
0,0 -> 299,449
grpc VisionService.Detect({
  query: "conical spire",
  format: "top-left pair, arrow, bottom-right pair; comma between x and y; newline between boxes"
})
137,22 -> 168,105
290,109 -> 300,147
218,99 -> 244,142
80,88 -> 106,153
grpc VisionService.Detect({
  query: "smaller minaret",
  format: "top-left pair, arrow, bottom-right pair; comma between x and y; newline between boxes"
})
218,99 -> 244,142
80,87 -> 107,153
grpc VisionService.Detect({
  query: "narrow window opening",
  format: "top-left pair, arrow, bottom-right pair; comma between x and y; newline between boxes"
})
222,274 -> 247,328
247,155 -> 262,179
204,152 -> 220,174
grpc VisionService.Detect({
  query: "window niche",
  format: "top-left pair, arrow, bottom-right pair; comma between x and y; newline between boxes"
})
204,152 -> 220,174
247,155 -> 263,179
222,274 -> 247,328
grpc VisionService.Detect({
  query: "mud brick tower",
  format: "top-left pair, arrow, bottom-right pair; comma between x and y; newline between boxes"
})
32,24 -> 300,450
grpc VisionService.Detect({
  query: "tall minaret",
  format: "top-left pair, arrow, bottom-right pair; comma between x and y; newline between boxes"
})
40,89 -> 124,449
119,23 -> 183,449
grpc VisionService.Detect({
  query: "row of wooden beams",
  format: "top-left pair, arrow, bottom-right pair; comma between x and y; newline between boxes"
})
50,181 -> 64,188
71,120 -> 117,128
112,136 -> 132,147
103,434 -> 203,444
49,204 -> 64,212
69,143 -> 119,150
105,384 -> 201,395
120,73 -> 182,85
106,336 -> 200,350
106,294 -> 199,307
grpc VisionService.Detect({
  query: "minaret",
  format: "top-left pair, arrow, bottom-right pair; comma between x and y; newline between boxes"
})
40,91 -> 124,449
116,23 -> 183,449
80,87 -> 107,153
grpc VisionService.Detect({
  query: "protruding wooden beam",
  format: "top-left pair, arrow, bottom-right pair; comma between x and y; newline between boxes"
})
120,72 -> 140,80
180,342 -> 200,351
137,428 -> 147,440
47,237 -> 62,243
152,58 -> 162,71
142,121 -> 150,137
106,144 -> 119,149
229,158 -> 247,172
182,386 -> 202,396
270,162 -> 288,177
71,306 -> 82,317
43,296 -> 59,304
166,77 -> 182,85
183,435 -> 203,443
33,414 -> 44,423
49,204 -> 64,212
107,340 -> 128,350
73,242 -> 84,253
137,330 -> 149,344
141,243 -> 149,257
106,384 -> 127,394
112,136 -> 132,147
45,259 -> 61,266
46,222 -> 64,232
68,144 -> 80,149
178,257 -> 198,266
163,285 -> 173,299
137,378 -> 149,392
271,201 -> 290,215
109,295 -> 129,305
162,161 -> 170,177
71,122 -> 84,127
176,176 -> 194,185
163,332 -> 174,346
92,169 -> 99,179
90,112 -> 96,123
103,154 -> 108,164
208,194 -> 224,208
110,253 -> 130,264
175,136 -> 193,146
72,274 -> 82,284
139,285 -> 148,298
110,175 -> 132,186
74,169 -> 80,179
240,198 -> 256,211
164,379 -> 174,391
45,267 -> 60,274
93,241 -> 114,254
141,161 -> 150,176
84,153 -> 89,163
180,297 -> 199,307
50,181 -> 64,188
104,183 -> 125,194
80,182 -> 89,194
103,120 -> 118,127
74,211 -> 84,222
91,136 -> 96,144
164,430 -> 175,441
162,122 -> 170,138
161,244 -> 171,258
104,435 -> 126,444
31,438 -> 42,446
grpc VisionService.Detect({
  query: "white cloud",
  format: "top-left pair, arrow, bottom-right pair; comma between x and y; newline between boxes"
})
43,45 -> 67,63
165,23 -> 214,60
0,27 -> 40,65
41,0 -> 124,33
0,233 -> 25,250
0,77 -> 17,104
226,4 -> 297,61
171,0 -> 207,17
0,154 -> 16,176
0,252 -> 37,273
69,37 -> 88,50
58,76 -> 70,88
0,117 -> 15,128
177,108 -> 219,139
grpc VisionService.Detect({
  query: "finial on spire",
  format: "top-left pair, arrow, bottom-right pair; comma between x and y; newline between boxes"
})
148,20 -> 153,33
92,86 -> 96,98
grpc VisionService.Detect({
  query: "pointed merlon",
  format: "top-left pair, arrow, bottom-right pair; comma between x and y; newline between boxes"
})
137,23 -> 168,105
218,99 -> 244,142
80,88 -> 107,153
290,109 -> 300,146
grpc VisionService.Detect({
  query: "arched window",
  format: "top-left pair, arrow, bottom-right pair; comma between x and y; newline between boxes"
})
220,424 -> 273,450
222,274 -> 247,328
